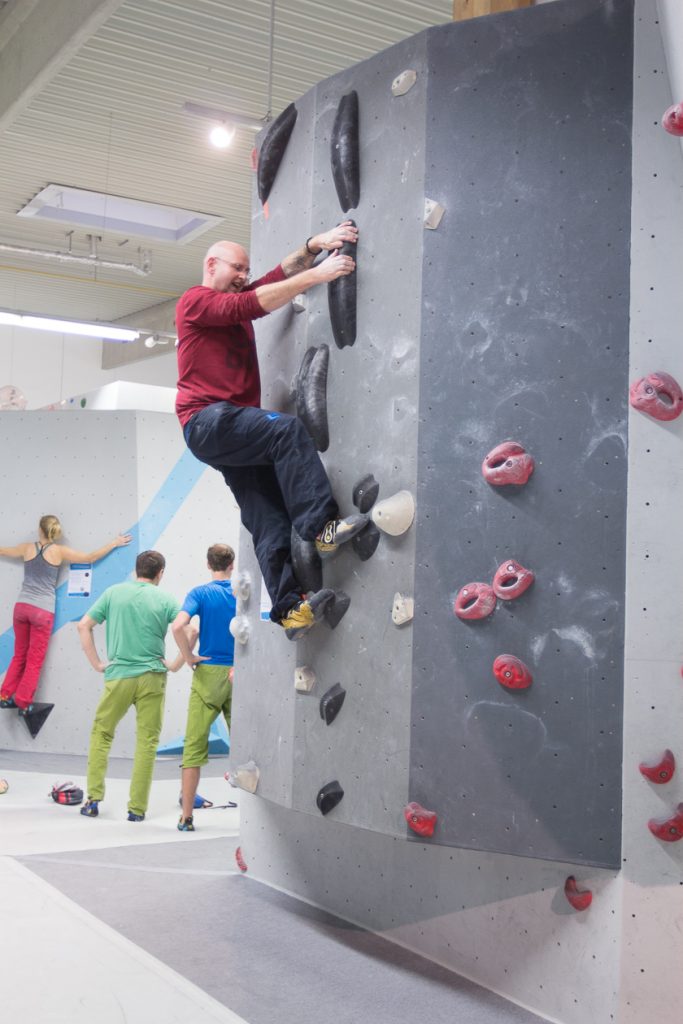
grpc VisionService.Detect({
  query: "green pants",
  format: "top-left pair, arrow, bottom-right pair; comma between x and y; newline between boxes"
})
86,671 -> 166,816
181,663 -> 232,768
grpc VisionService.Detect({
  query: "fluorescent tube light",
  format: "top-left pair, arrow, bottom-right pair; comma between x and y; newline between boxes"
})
0,309 -> 139,342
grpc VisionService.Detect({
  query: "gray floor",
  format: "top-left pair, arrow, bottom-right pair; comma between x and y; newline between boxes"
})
0,748 -> 229,779
5,751 -> 547,1024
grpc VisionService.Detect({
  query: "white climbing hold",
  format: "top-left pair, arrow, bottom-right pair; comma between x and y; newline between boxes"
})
391,69 -> 417,97
0,779 -> 8,795
424,198 -> 445,230
371,489 -> 415,536
228,761 -> 260,793
291,294 -> 307,313
232,570 -> 251,604
229,615 -> 250,645
392,593 -> 414,626
295,666 -> 317,692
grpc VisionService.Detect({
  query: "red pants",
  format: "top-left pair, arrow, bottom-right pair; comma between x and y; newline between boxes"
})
1,602 -> 55,709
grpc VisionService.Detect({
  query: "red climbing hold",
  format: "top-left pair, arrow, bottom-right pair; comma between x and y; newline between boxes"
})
492,560 -> 535,601
235,846 -> 248,872
648,803 -> 683,842
663,102 -> 683,137
639,749 -> 676,785
453,582 -> 496,621
629,371 -> 683,422
493,654 -> 533,690
564,876 -> 592,911
482,441 -> 535,486
404,801 -> 437,838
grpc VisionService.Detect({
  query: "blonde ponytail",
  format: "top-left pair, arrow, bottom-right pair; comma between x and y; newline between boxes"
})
39,514 -> 62,542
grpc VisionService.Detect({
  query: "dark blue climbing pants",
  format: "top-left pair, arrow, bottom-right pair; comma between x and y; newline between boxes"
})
183,401 -> 338,622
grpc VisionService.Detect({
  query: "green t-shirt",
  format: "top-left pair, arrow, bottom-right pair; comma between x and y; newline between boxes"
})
87,581 -> 180,682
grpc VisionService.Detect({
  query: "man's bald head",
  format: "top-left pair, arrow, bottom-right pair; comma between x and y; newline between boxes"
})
202,241 -> 251,292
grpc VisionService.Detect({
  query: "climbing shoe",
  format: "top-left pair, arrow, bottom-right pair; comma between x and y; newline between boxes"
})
315,513 -> 368,558
280,589 -> 335,640
17,704 -> 34,717
127,811 -> 145,822
80,800 -> 99,817
0,695 -> 16,708
177,816 -> 195,832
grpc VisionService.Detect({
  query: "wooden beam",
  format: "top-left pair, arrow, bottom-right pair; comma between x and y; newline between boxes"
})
453,0 -> 533,21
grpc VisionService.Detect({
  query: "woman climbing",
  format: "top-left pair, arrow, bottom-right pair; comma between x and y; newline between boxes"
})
0,515 -> 131,713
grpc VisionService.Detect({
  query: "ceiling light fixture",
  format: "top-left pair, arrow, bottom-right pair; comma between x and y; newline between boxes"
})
0,309 -> 139,343
143,334 -> 174,349
183,1 -> 277,143
182,102 -> 269,136
209,123 -> 237,149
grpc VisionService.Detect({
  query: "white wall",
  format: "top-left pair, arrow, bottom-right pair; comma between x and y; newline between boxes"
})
0,412 -> 240,757
0,325 -> 177,409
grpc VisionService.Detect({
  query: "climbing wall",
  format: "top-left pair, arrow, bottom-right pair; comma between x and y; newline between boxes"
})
233,0 -> 630,869
0,412 -> 237,755
410,0 -> 633,868
232,2 -> 683,1022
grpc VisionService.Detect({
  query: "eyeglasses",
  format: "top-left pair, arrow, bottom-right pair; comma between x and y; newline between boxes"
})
213,255 -> 251,280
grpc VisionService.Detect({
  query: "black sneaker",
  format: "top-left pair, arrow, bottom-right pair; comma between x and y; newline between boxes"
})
280,589 -> 335,640
315,513 -> 368,558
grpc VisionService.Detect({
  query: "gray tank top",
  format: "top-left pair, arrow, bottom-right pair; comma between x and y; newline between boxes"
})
17,542 -> 60,613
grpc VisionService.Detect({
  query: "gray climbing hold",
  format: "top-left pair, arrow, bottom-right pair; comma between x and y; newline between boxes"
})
257,103 -> 298,205
291,527 -> 323,594
351,521 -> 381,561
352,473 -> 379,513
320,683 -> 346,725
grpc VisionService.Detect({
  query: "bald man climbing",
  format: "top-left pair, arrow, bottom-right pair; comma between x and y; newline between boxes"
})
175,222 -> 366,640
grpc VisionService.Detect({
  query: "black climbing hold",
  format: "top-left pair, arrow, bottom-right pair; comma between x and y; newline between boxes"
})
295,345 -> 329,452
352,473 -> 379,513
320,683 -> 346,725
291,528 -> 323,594
330,91 -> 359,212
324,590 -> 351,629
328,219 -> 357,350
351,521 -> 381,561
20,702 -> 54,738
316,780 -> 344,815
257,103 -> 298,205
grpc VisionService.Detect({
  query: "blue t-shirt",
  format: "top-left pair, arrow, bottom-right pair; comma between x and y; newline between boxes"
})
181,579 -> 236,666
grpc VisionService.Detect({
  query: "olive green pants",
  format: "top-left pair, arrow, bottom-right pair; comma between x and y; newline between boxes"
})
86,671 -> 166,816
181,663 -> 232,769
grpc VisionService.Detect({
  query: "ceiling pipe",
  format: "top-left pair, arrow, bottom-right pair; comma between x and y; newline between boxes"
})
0,241 -> 151,276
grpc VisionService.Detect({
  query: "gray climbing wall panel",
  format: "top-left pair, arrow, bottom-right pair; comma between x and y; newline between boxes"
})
232,0 -> 633,870
411,0 -> 632,867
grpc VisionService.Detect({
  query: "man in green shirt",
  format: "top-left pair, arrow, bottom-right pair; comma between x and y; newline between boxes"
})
77,550 -> 180,821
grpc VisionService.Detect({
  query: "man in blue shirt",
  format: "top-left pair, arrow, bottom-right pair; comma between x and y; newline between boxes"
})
172,543 -> 237,831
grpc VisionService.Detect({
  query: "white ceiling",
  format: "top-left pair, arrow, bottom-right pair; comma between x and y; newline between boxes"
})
0,0 -> 454,327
